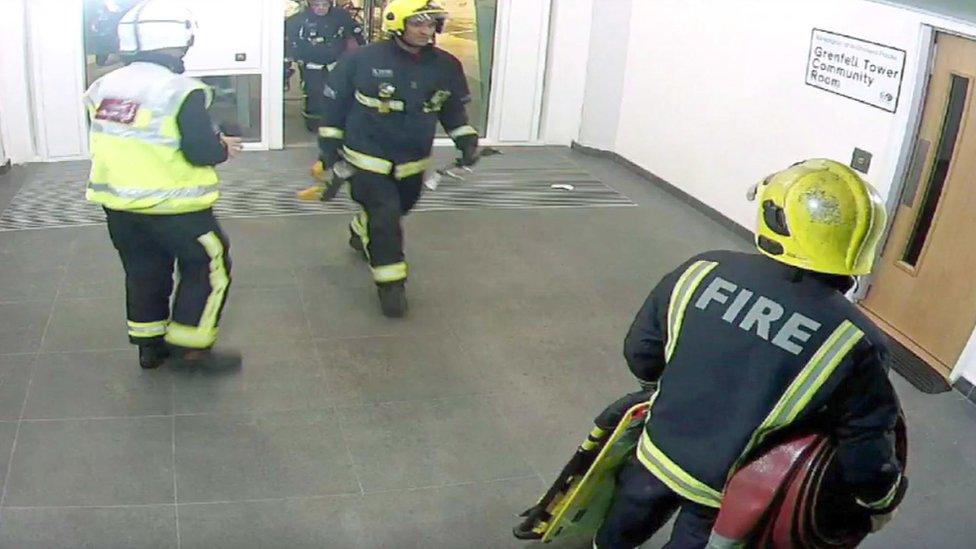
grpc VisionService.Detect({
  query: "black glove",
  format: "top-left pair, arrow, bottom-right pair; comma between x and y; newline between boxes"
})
455,134 -> 479,167
319,144 -> 341,167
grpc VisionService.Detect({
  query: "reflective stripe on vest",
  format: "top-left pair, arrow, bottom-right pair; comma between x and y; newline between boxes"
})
637,390 -> 724,508
85,63 -> 219,214
665,260 -> 719,362
728,319 -> 865,480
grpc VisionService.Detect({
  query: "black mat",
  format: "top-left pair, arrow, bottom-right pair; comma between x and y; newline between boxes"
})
886,338 -> 951,394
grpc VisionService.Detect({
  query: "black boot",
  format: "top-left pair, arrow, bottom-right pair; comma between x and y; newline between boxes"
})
348,228 -> 367,261
138,343 -> 170,370
377,282 -> 407,318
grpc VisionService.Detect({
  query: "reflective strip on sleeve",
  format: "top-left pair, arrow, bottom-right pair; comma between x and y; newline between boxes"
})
318,126 -> 344,139
857,474 -> 903,510
448,125 -> 478,139
664,260 -> 719,362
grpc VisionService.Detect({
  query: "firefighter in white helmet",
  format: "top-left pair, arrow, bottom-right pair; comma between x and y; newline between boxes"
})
83,0 -> 243,369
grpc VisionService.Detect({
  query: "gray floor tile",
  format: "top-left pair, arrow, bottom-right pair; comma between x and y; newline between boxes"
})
316,333 -> 485,405
0,505 -> 177,549
0,301 -> 50,354
23,350 -> 172,419
358,477 -> 546,549
0,229 -> 76,272
40,297 -> 129,352
172,342 -> 334,414
66,226 -> 118,270
174,409 -> 360,503
0,266 -> 62,303
57,263 -> 125,300
294,263 -> 376,292
861,477 -> 976,549
177,495 -> 367,549
0,421 -> 18,495
0,354 -> 34,420
220,217 -> 341,268
339,397 -> 535,492
227,265 -> 297,292
4,417 -> 173,506
217,288 -> 311,346
301,284 -> 454,339
454,314 -> 628,395
179,476 -> 545,549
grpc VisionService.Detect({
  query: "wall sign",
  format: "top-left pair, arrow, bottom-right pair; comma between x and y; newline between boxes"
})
806,29 -> 907,113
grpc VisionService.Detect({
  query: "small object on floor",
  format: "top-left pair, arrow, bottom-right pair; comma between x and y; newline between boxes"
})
138,343 -> 170,370
377,282 -> 407,318
550,183 -> 575,191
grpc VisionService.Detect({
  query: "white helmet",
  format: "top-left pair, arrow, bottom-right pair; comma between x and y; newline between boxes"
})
117,0 -> 197,54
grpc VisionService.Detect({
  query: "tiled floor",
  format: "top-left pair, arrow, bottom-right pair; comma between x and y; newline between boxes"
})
0,147 -> 972,548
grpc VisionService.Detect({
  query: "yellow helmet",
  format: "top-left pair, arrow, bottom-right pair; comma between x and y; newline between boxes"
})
748,159 -> 887,276
382,0 -> 448,35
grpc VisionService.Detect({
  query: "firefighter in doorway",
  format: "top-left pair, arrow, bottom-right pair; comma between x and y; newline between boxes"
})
288,0 -> 365,131
308,0 -> 479,317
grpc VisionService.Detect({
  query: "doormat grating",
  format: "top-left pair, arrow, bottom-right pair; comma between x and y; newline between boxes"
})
886,338 -> 951,394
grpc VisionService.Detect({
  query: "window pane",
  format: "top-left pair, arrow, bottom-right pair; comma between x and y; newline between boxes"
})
902,74 -> 970,266
200,75 -> 263,142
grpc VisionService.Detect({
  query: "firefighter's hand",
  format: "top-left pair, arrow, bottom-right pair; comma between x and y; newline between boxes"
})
319,147 -> 341,169
455,135 -> 479,167
220,135 -> 244,158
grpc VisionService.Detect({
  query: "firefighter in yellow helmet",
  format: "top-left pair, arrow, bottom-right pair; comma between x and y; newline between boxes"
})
306,0 -> 479,317
594,160 -> 905,547
83,0 -> 243,369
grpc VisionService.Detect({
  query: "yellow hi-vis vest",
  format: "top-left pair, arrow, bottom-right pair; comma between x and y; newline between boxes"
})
83,62 -> 220,214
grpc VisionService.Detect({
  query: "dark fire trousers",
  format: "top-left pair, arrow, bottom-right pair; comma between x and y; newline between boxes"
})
105,208 -> 232,350
348,171 -> 423,285
595,455 -> 719,549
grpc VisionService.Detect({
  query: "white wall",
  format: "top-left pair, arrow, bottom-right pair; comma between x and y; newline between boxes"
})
28,0 -> 88,161
488,0 -> 552,143
539,0 -> 594,145
593,0 -> 976,384
0,0 -> 37,164
577,0 -> 633,149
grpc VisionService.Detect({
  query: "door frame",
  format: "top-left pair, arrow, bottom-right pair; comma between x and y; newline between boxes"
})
857,25 -> 976,382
